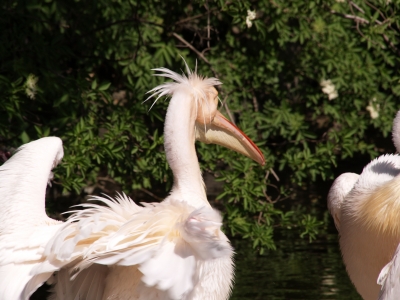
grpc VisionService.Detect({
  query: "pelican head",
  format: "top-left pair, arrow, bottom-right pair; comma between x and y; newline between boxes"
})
147,62 -> 265,166
327,172 -> 359,230
146,61 -> 264,208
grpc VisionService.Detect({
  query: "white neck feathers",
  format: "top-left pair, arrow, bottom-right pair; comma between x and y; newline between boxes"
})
147,65 -> 221,208
164,90 -> 208,207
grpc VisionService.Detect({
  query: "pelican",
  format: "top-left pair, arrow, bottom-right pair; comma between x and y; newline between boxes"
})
0,63 -> 265,299
328,110 -> 400,300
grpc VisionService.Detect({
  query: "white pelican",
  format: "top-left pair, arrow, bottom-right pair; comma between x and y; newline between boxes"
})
328,110 -> 400,300
0,64 -> 265,300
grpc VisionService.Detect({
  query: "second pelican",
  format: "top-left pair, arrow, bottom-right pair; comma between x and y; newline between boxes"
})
328,110 -> 400,300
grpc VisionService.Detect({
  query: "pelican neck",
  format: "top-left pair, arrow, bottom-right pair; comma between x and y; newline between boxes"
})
163,90 -> 209,208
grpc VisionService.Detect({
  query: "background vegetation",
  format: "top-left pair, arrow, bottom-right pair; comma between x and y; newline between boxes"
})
1,0 -> 399,251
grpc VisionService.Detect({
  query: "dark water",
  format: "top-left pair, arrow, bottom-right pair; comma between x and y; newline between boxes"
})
231,232 -> 362,300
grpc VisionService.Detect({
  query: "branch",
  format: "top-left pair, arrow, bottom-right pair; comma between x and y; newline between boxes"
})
172,32 -> 211,65
330,9 -> 400,55
252,93 -> 259,113
330,10 -> 369,24
203,1 -> 211,54
364,0 -> 386,21
140,188 -> 164,201
382,33 -> 400,56
349,1 -> 365,14
221,95 -> 235,124
175,8 -> 217,25
269,168 -> 280,182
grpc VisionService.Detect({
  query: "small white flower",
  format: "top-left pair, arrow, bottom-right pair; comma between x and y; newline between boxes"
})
366,97 -> 380,119
320,79 -> 338,100
247,10 -> 256,20
246,10 -> 256,28
25,74 -> 38,99
328,90 -> 338,100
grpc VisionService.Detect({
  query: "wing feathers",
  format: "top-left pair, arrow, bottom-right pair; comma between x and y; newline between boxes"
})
32,194 -> 232,299
48,264 -> 107,300
182,207 -> 233,260
140,240 -> 196,299
0,137 -> 63,230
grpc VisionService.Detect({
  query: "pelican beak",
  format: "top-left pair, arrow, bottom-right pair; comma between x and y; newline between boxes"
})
195,111 -> 265,165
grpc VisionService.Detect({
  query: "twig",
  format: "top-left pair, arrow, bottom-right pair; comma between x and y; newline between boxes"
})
140,188 -> 164,201
330,9 -> 400,55
349,1 -> 365,14
364,0 -> 386,21
264,170 -> 270,181
257,211 -> 263,224
175,8 -> 217,25
330,10 -> 369,24
252,93 -> 259,112
221,95 -> 236,124
262,187 -> 278,203
355,17 -> 367,39
262,171 -> 275,203
205,1 -> 211,51
175,14 -> 205,25
97,176 -> 116,183
172,33 -> 211,65
382,34 -> 400,56
269,168 -> 280,182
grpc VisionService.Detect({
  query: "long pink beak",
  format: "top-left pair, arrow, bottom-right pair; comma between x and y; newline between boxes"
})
195,111 -> 265,165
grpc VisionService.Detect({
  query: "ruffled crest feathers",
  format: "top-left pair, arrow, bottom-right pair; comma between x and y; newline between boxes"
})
145,61 -> 221,111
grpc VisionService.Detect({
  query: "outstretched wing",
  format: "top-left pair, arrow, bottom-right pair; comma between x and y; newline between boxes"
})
0,137 -> 64,230
0,137 -> 64,299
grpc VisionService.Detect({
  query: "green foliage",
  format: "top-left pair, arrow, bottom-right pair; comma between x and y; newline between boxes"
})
1,0 -> 399,251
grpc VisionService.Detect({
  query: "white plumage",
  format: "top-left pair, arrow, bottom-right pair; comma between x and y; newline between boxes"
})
0,137 -> 64,299
0,63 -> 264,299
31,195 -> 232,300
328,110 -> 400,300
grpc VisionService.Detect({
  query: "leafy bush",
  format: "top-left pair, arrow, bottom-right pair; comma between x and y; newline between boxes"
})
1,0 -> 399,251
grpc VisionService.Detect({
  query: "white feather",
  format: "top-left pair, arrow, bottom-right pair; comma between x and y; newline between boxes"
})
47,264 -> 108,300
327,172 -> 359,230
32,195 -> 233,299
379,244 -> 400,299
392,110 -> 400,153
0,137 -> 64,300
145,62 -> 221,113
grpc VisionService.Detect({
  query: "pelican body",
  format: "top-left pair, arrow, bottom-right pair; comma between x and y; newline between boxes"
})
0,63 -> 264,299
328,111 -> 400,300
